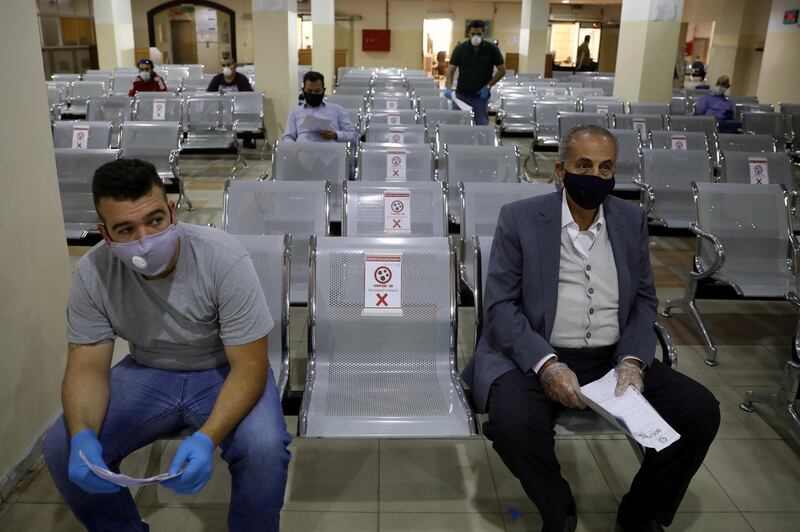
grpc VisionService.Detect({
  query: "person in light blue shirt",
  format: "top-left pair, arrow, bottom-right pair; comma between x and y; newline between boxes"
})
281,71 -> 358,144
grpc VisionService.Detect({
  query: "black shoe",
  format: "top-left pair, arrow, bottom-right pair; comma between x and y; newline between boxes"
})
614,519 -> 665,532
243,139 -> 257,149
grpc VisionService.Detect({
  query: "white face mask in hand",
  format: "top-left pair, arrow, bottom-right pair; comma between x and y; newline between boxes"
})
470,35 -> 482,47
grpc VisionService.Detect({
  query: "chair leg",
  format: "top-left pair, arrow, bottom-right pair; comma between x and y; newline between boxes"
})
176,177 -> 193,212
740,361 -> 800,442
685,300 -> 718,365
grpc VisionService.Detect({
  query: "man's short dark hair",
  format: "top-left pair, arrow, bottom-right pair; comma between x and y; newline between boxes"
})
92,158 -> 166,213
559,125 -> 618,162
467,20 -> 486,32
303,71 -> 325,87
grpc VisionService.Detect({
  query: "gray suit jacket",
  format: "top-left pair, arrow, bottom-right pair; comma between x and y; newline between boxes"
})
462,191 -> 658,413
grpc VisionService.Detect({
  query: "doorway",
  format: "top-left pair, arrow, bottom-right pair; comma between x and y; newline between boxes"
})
171,20 -> 198,63
422,17 -> 453,77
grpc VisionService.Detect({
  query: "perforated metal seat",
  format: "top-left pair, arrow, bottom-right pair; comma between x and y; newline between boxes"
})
459,182 -> 555,292
415,96 -> 451,112
326,94 -> 366,112
299,236 -> 477,438
182,94 -> 239,154
343,181 -> 447,237
224,179 -> 330,305
230,235 -> 291,398
571,87 -> 604,98
581,98 -> 625,115
498,96 -> 535,134
716,133 -> 778,153
668,115 -> 718,137
637,148 -> 714,228
111,74 -> 138,95
534,100 -> 578,146
67,81 -> 107,115
608,129 -> 643,192
613,113 -> 665,135
557,111 -> 609,141
86,96 -> 133,147
133,94 -> 183,122
648,130 -> 712,163
734,103 -> 774,121
434,124 -> 499,159
365,124 -> 427,144
366,110 -> 420,127
628,102 -> 670,115
270,140 -> 350,223
52,121 -> 113,149
444,145 -> 522,223
669,96 -> 692,115
370,95 -> 415,111
662,183 -> 797,364
355,143 -> 435,182
719,151 -> 795,192
423,109 -> 474,129
742,112 -> 787,142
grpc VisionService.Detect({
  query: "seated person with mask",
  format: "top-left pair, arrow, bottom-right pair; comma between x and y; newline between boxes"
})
207,58 -> 257,149
463,125 -> 720,532
128,59 -> 167,97
695,75 -> 740,133
281,71 -> 358,144
43,159 -> 292,532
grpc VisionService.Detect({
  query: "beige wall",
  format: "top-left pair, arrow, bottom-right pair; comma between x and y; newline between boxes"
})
131,0 -> 254,67
0,1 -> 71,490
757,0 -> 800,105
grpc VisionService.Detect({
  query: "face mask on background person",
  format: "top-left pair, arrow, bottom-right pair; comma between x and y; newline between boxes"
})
303,91 -> 325,107
223,66 -> 233,78
470,35 -> 482,47
562,171 -> 615,210
108,222 -> 179,277
139,71 -> 151,82
714,84 -> 727,96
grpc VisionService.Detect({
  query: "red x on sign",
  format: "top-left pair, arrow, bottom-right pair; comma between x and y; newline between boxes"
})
393,219 -> 401,228
392,169 -> 400,177
376,293 -> 388,306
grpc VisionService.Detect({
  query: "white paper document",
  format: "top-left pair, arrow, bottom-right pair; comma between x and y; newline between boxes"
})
748,157 -> 769,184
579,370 -> 681,452
450,95 -> 471,112
80,451 -> 183,487
300,114 -> 332,133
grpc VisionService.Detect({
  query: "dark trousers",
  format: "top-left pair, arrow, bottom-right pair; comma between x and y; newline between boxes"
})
483,346 -> 720,532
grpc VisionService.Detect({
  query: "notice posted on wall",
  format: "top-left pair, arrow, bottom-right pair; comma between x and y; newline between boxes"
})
363,253 -> 402,316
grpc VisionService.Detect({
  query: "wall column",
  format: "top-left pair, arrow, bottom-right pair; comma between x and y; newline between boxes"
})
756,0 -> 800,105
614,0 -> 684,103
94,0 -> 136,70
252,0 -> 298,140
518,0 -> 550,74
312,0 -> 335,86
0,0 -> 70,490
705,0 -> 747,87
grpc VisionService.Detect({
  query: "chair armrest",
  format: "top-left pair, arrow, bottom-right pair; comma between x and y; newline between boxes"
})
632,177 -> 654,214
258,170 -> 269,181
168,149 -> 181,180
654,322 -> 677,369
688,222 -> 725,280
786,291 -> 800,309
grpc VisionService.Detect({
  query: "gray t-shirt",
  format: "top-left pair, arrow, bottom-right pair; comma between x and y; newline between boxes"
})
67,223 -> 274,371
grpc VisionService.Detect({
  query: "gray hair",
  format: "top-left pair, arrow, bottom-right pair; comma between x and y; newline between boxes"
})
558,125 -> 618,162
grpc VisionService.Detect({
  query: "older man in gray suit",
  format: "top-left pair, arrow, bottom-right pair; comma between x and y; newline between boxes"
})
463,125 -> 719,532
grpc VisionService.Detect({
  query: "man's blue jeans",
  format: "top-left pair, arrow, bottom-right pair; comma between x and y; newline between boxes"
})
43,355 -> 292,532
457,93 -> 490,125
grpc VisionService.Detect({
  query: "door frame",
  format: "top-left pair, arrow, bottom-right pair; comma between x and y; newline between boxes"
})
147,0 -> 237,62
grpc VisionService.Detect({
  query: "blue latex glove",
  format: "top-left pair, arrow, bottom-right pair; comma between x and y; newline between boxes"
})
68,429 -> 120,494
161,432 -> 215,495
444,89 -> 453,99
478,85 -> 491,100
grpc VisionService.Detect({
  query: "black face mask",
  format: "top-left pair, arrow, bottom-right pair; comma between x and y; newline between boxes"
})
304,91 -> 325,107
563,171 -> 615,210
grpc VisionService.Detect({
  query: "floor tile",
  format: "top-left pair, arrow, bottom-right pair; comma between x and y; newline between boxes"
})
0,503 -> 84,531
503,511 -> 616,531
704,439 -> 800,512
284,439 -> 379,512
586,439 -> 737,512
707,385 -> 781,440
712,346 -> 787,387
380,511 -> 505,531
379,439 -> 500,513
487,438 -> 618,513
668,512 -> 754,532
742,512 -> 800,532
139,505 -> 228,530
670,345 -> 727,387
281,510 -> 378,532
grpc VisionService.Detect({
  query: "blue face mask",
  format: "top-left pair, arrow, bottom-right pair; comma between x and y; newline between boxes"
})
563,171 -> 615,210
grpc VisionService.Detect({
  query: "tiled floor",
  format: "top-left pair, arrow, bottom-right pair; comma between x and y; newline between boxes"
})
5,139 -> 800,531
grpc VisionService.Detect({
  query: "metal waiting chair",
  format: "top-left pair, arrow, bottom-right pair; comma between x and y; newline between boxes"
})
133,93 -> 183,122
533,99 -> 579,147
444,144 -> 523,223
459,182 -> 555,292
182,94 -> 244,176
734,103 -> 774,121
231,235 -> 291,399
423,109 -> 474,130
371,95 -> 415,111
613,114 -> 665,136
66,81 -> 107,116
473,234 -> 677,444
119,121 -> 191,211
719,151 -> 796,195
230,92 -> 269,158
581,96 -> 624,115
662,182 -> 797,365
52,73 -> 81,82
86,96 -> 134,147
342,181 -> 447,237
779,103 -> 800,145
609,129 -> 644,194
52,121 -> 113,149
111,73 -> 138,95
571,87 -> 605,98
54,148 -> 120,240
628,102 -> 670,115
557,111 -> 609,141
298,236 -> 477,438
46,82 -> 68,120
269,140 -> 350,223
497,96 -> 536,134
326,94 -> 366,112
636,148 -> 714,229
355,142 -> 435,182
415,96 -> 451,112
365,124 -> 428,145
648,130 -> 711,158
669,96 -> 692,115
434,124 -> 499,159
224,179 -> 330,305
366,109 -> 420,127
716,133 -> 778,154
741,111 -> 787,143
668,115 -> 718,138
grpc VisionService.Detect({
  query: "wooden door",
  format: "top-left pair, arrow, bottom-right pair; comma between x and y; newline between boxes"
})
171,20 -> 197,64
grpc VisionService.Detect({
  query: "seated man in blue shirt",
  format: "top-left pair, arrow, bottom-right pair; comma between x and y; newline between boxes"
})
281,71 -> 358,144
695,75 -> 740,133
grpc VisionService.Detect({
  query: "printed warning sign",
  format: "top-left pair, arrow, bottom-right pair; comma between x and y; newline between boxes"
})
384,190 -> 411,233
748,157 -> 769,184
386,150 -> 407,180
596,104 -> 609,115
388,127 -> 405,144
152,99 -> 166,120
385,99 -> 399,110
364,254 -> 402,310
670,134 -> 688,151
387,112 -> 401,125
632,119 -> 647,136
71,125 -> 90,149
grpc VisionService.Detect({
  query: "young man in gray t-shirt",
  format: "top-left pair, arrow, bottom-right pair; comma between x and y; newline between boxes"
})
43,159 -> 291,531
